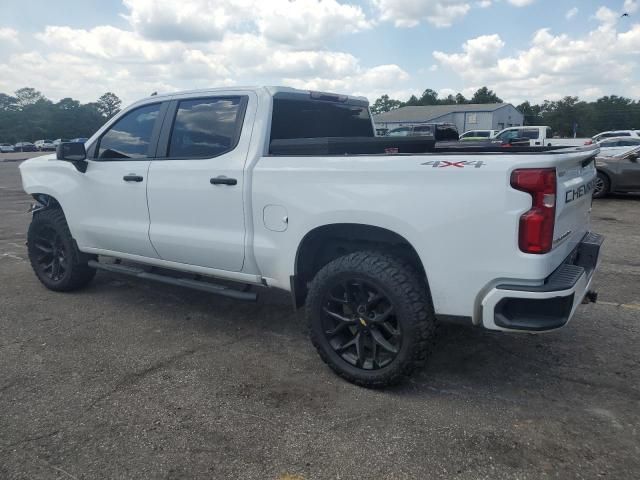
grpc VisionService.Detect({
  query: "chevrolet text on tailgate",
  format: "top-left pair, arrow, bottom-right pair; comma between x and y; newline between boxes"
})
19,86 -> 603,387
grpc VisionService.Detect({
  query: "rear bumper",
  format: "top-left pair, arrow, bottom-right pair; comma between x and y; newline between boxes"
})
480,232 -> 603,332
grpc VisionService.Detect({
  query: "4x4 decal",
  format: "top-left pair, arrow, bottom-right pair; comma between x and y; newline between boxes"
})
421,160 -> 485,168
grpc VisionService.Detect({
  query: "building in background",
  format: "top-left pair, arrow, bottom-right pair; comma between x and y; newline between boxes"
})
373,103 -> 524,135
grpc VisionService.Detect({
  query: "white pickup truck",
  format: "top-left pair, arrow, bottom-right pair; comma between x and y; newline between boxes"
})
492,126 -> 586,147
19,86 -> 603,387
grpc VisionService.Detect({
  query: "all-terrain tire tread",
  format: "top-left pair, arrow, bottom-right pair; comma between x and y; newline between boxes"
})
27,208 -> 96,291
306,250 -> 436,388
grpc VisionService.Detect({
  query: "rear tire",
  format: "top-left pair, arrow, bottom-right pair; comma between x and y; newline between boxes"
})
306,251 -> 436,388
27,208 -> 96,291
593,171 -> 610,198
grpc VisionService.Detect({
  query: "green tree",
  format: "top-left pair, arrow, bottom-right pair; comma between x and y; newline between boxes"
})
96,92 -> 122,119
517,101 -> 543,126
370,94 -> 402,115
455,93 -> 467,104
0,93 -> 18,111
404,94 -> 420,106
470,86 -> 503,104
419,88 -> 439,105
14,87 -> 45,109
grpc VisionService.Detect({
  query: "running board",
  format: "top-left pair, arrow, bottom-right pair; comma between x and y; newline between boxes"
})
88,260 -> 257,302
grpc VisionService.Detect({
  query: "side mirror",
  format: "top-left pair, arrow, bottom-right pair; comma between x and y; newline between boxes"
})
628,153 -> 639,163
56,142 -> 88,172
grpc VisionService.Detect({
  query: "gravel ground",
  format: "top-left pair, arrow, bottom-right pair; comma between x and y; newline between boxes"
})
1,158 -> 639,479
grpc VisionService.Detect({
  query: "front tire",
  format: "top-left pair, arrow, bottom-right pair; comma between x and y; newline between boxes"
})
593,171 -> 610,198
306,251 -> 436,387
27,209 -> 96,291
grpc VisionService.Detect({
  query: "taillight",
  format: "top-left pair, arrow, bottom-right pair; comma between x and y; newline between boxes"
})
584,139 -> 593,145
511,168 -> 556,254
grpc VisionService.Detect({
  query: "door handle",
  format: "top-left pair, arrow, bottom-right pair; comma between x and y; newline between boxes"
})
123,174 -> 143,182
210,176 -> 237,186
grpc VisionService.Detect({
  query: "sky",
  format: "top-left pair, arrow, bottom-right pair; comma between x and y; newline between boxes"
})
0,0 -> 639,106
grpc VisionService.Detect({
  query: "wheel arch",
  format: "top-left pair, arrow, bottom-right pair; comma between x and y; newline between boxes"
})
291,223 -> 429,308
30,193 -> 62,211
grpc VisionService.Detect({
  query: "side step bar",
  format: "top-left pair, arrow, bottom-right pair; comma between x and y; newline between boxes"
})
88,260 -> 257,302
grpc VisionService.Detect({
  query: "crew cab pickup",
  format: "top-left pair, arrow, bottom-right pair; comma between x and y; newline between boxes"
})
19,86 -> 602,387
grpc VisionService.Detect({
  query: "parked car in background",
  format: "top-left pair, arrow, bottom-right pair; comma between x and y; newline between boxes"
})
386,123 -> 459,141
459,130 -> 498,141
53,138 -> 71,147
14,142 -> 37,152
590,130 -> 640,144
596,136 -> 640,157
493,126 -> 554,146
70,137 -> 89,143
34,140 -> 56,151
594,145 -> 640,198
0,143 -> 15,153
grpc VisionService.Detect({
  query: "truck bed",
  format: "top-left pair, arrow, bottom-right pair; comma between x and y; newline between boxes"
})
269,136 -> 598,156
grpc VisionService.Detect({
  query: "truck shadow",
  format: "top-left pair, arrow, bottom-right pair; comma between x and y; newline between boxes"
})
90,272 -> 636,402
390,320 -> 639,402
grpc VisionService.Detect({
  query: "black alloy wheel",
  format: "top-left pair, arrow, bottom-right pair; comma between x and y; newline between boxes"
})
32,225 -> 68,282
322,279 -> 402,370
306,251 -> 436,387
27,208 -> 96,291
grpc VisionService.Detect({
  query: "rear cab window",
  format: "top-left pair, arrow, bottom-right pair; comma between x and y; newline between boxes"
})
435,124 -> 459,141
521,128 -> 540,140
270,92 -> 373,141
413,125 -> 433,136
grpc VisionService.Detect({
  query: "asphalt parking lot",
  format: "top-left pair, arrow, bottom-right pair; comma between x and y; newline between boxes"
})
1,154 -> 639,479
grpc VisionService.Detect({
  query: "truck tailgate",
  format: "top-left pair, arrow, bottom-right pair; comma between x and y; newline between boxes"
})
554,154 -> 597,258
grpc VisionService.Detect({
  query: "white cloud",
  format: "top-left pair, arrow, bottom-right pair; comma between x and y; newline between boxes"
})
432,11 -> 640,103
285,64 -> 410,100
372,0 -> 472,28
624,0 -> 638,14
254,0 -> 371,47
122,0 -> 371,47
0,28 -> 19,45
507,0 -> 535,6
565,7 -> 578,20
593,6 -> 618,27
372,0 -> 537,28
0,6 -> 397,105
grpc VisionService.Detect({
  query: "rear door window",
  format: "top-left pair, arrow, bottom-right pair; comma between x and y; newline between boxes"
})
167,97 -> 246,159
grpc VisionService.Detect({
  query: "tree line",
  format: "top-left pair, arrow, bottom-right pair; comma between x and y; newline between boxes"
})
0,88 -> 122,144
371,87 -> 640,137
2,85 -> 639,141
